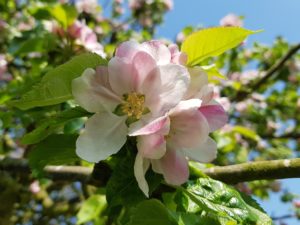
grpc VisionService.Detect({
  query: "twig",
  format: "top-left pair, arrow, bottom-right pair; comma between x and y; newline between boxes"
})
1,157 -> 300,186
203,158 -> 300,184
232,43 -> 300,102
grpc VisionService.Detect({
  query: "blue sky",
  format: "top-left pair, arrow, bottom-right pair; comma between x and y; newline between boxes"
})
157,0 -> 300,46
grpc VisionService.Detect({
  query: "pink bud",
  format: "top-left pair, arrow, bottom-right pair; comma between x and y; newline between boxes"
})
220,14 -> 243,27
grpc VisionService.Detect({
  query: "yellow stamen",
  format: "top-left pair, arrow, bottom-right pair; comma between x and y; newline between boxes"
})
121,92 -> 146,120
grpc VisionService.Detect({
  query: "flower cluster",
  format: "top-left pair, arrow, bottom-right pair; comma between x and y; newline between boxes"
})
44,20 -> 106,58
129,0 -> 173,28
72,41 -> 227,196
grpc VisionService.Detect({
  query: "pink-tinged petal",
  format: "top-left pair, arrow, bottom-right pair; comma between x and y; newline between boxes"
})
95,66 -> 110,88
169,99 -> 202,116
168,44 -> 179,55
169,107 -> 209,149
184,67 -> 208,99
171,52 -> 188,65
183,137 -> 217,162
108,57 -> 135,96
115,40 -> 142,60
132,51 -> 157,91
134,153 -> 150,197
146,64 -> 190,116
198,85 -> 214,105
141,40 -> 171,65
199,104 -> 228,132
137,120 -> 169,159
72,68 -> 121,112
169,43 -> 187,65
76,112 -> 127,163
129,115 -> 169,136
160,149 -> 189,185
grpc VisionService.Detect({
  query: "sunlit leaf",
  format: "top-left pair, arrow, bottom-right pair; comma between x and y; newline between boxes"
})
180,178 -> 271,225
231,126 -> 260,141
201,64 -> 226,79
51,4 -> 77,28
182,27 -> 262,66
77,195 -> 107,225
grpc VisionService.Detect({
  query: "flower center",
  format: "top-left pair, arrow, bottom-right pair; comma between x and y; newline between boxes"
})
121,92 -> 146,120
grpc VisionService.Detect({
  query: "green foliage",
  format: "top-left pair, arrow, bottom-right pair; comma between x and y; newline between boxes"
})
29,4 -> 77,28
51,4 -> 77,28
13,34 -> 57,56
127,199 -> 177,225
106,144 -> 162,210
77,195 -> 107,224
10,53 -> 107,110
22,106 -> 91,145
181,27 -> 261,66
28,134 -> 79,176
201,64 -> 226,80
231,126 -> 260,141
180,178 -> 272,225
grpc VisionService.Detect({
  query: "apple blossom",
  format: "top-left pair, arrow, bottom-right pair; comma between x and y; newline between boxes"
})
220,13 -> 243,27
129,0 -> 173,10
68,21 -> 106,58
75,0 -> 99,15
134,69 -> 227,196
72,40 -> 189,163
0,54 -> 12,81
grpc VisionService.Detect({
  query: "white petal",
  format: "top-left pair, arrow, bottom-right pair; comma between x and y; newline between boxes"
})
169,107 -> 209,149
115,40 -> 142,60
151,159 -> 163,174
183,137 -> 217,163
145,64 -> 190,116
169,99 -> 202,116
184,67 -> 208,99
76,112 -> 127,162
137,135 -> 166,159
141,40 -> 171,65
129,115 -> 169,136
108,57 -> 135,96
160,149 -> 189,185
199,102 -> 228,132
134,153 -> 150,197
72,68 -> 121,112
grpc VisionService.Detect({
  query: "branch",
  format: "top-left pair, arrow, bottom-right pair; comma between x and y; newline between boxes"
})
203,158 -> 300,184
2,157 -> 300,186
232,43 -> 300,102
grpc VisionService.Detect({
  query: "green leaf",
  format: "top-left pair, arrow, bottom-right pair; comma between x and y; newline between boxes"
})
51,4 -> 77,28
231,126 -> 260,141
127,199 -> 177,225
181,27 -> 261,66
201,64 -> 226,79
28,134 -> 79,176
180,178 -> 272,225
106,144 -> 162,210
13,34 -> 57,56
77,195 -> 107,224
10,53 -> 107,110
22,107 -> 91,145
